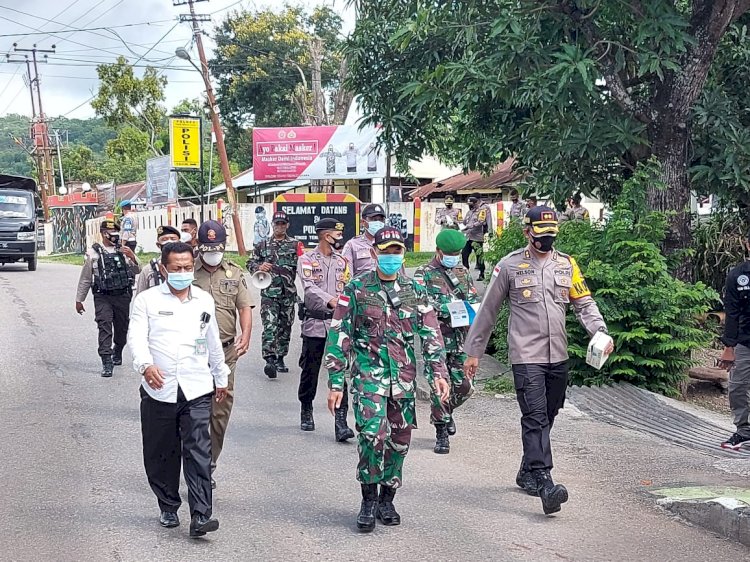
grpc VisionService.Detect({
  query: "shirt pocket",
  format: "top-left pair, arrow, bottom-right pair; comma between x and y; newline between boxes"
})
219,279 -> 239,307
554,275 -> 571,303
361,306 -> 384,339
514,275 -> 541,304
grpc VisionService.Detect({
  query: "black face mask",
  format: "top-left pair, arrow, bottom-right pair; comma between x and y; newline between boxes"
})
531,235 -> 555,253
327,236 -> 344,251
445,203 -> 453,209
105,232 -> 120,245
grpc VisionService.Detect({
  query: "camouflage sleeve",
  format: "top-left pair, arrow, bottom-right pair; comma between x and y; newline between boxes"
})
246,241 -> 265,273
414,283 -> 448,383
568,256 -> 607,336
414,267 -> 451,318
324,283 -> 357,391
465,271 -> 480,305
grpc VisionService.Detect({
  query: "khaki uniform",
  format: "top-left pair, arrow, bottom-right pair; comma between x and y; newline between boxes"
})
465,246 -> 606,471
435,207 -> 462,229
559,205 -> 590,223
192,258 -> 255,467
134,258 -> 163,296
297,246 -> 350,407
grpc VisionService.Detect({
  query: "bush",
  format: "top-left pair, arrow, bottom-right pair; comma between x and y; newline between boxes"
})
691,211 -> 747,297
486,164 -> 718,396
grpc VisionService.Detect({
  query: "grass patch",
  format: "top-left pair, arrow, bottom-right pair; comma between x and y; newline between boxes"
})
404,252 -> 432,268
482,375 -> 516,395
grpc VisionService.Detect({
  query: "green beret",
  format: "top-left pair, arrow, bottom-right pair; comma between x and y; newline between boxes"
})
436,229 -> 466,253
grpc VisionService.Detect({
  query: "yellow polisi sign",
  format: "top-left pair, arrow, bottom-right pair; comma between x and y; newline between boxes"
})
169,116 -> 202,170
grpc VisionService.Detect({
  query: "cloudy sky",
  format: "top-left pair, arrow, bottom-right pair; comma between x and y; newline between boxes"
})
0,0 -> 355,120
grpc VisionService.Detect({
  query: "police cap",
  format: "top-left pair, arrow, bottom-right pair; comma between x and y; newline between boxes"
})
315,217 -> 344,233
444,195 -> 454,204
197,219 -> 227,252
100,218 -> 120,231
362,203 -> 386,218
156,225 -> 181,239
523,205 -> 559,235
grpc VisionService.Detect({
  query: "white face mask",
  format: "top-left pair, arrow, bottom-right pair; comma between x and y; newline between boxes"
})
202,251 -> 223,266
180,231 -> 193,244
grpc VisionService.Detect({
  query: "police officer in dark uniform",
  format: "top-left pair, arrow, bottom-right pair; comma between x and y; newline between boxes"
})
76,219 -> 140,377
718,232 -> 750,450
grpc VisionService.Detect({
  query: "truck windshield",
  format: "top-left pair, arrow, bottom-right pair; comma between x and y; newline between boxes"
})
0,192 -> 33,219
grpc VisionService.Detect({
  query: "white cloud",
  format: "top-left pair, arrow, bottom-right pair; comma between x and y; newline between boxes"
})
0,0 -> 355,120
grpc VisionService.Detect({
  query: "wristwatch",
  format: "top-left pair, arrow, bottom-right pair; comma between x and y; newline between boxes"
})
138,364 -> 151,375
597,327 -> 609,334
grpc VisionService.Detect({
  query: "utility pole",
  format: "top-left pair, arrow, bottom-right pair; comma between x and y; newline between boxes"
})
8,44 -> 57,220
174,0 -> 247,255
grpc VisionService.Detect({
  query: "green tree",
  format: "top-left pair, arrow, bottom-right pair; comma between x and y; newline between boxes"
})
210,4 -> 353,134
346,1 -> 750,279
100,126 -> 151,184
91,56 -> 168,156
60,144 -> 106,184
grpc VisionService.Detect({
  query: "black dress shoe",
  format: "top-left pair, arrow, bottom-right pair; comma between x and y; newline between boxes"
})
276,357 -> 289,373
190,514 -> 219,537
159,511 -> 179,528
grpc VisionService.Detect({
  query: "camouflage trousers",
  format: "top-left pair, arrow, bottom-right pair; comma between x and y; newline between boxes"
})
354,392 -> 416,489
430,351 -> 474,424
260,293 -> 295,359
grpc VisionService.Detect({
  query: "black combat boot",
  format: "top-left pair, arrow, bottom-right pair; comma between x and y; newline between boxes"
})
446,415 -> 457,436
434,423 -> 450,454
534,469 -> 568,515
334,406 -> 355,442
515,461 -> 539,497
356,484 -> 378,532
112,346 -> 123,366
101,356 -> 113,378
300,403 -> 315,431
376,485 -> 401,526
264,356 -> 277,379
276,357 -> 289,373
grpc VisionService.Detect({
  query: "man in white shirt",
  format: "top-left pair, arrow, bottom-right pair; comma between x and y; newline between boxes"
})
128,242 -> 230,538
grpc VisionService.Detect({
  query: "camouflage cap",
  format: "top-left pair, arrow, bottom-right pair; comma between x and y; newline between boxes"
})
523,205 -> 559,235
197,219 -> 227,251
374,226 -> 406,250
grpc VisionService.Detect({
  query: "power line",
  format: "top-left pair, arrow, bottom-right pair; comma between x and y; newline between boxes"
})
0,83 -> 28,119
0,20 -> 175,38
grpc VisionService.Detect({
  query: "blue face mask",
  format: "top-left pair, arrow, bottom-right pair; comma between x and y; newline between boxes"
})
367,220 -> 385,236
167,271 -> 194,290
441,254 -> 461,268
377,253 -> 403,275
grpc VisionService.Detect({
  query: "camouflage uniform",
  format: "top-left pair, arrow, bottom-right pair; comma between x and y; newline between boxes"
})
413,257 -> 480,424
247,235 -> 302,361
325,270 -> 448,488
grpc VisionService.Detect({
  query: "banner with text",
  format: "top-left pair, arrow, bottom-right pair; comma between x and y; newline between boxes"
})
169,116 -> 202,171
274,193 -> 360,248
253,125 -> 384,181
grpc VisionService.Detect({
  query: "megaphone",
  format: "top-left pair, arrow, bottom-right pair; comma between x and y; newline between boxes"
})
251,270 -> 272,289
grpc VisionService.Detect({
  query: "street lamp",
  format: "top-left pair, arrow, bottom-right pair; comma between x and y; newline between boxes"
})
175,47 -> 200,72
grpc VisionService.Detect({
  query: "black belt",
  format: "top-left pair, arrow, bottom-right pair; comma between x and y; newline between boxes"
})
222,340 -> 233,349
95,288 -> 131,296
305,309 -> 333,321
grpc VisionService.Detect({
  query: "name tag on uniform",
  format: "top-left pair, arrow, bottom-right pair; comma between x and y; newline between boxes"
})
447,301 -> 479,328
195,338 -> 208,355
158,311 -> 174,316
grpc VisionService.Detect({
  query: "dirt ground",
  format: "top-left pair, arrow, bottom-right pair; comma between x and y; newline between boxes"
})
687,346 -> 730,414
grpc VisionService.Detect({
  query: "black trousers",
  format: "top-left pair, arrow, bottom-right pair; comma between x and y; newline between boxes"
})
298,335 -> 348,410
93,292 -> 131,357
461,240 -> 485,277
140,386 -> 213,517
511,362 -> 568,471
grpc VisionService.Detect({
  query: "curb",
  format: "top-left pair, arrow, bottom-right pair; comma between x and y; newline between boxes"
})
657,496 -> 750,547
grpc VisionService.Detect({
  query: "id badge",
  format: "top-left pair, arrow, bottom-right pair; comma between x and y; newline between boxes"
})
194,338 -> 208,355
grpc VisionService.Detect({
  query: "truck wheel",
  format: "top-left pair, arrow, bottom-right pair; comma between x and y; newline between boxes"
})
28,256 -> 37,271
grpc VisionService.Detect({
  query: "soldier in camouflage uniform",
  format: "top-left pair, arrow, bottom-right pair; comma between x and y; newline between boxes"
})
325,226 -> 450,532
413,229 -> 480,455
247,210 -> 303,378
434,195 -> 462,229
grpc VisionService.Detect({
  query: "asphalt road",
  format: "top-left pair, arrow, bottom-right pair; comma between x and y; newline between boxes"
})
0,262 -> 748,562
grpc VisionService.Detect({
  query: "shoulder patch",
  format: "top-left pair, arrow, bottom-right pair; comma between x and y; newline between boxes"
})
337,294 -> 351,308
492,264 -> 502,277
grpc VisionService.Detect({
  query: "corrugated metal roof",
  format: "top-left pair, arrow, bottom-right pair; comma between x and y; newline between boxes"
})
408,158 -> 520,199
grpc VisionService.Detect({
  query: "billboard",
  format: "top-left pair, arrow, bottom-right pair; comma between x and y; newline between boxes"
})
169,116 -> 202,171
146,156 -> 178,206
274,193 -> 360,248
253,125 -> 384,181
